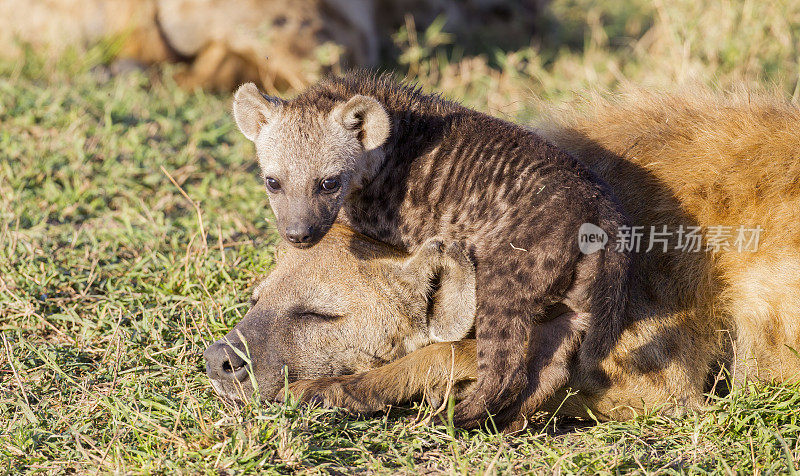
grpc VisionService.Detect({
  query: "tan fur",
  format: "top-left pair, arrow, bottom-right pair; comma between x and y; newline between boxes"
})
282,340 -> 479,413
0,0 -> 376,92
2,0 -> 542,92
536,89 -> 800,389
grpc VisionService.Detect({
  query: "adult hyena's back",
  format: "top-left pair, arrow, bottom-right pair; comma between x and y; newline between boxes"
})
538,90 -> 800,385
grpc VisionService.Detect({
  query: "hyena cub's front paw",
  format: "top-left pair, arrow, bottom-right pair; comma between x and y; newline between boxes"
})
278,378 -> 382,414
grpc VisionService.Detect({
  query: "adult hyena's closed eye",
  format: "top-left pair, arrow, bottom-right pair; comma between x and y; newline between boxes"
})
232,72 -> 631,429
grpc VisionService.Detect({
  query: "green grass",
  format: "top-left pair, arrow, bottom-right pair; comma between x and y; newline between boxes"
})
2,0 -> 800,473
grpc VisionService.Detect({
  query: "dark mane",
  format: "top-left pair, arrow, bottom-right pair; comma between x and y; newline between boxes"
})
288,70 -> 464,118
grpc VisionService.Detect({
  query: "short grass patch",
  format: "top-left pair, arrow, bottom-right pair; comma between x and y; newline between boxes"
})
3,1 -> 800,472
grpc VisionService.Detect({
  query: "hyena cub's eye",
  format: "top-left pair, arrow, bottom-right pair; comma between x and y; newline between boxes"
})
320,177 -> 341,193
265,177 -> 282,192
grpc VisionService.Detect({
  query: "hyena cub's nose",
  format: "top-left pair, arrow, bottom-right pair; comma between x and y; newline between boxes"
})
285,224 -> 315,244
204,341 -> 249,383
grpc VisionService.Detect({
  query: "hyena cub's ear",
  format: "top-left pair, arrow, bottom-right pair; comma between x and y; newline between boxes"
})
332,95 -> 391,150
232,83 -> 285,142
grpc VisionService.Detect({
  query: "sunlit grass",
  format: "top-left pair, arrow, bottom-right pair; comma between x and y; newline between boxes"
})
2,0 -> 800,472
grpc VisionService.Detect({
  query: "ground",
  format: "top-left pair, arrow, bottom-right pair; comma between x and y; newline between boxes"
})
2,0 -> 800,473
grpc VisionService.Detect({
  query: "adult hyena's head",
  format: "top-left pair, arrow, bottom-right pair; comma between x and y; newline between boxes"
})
232,83 -> 391,248
202,225 -> 476,403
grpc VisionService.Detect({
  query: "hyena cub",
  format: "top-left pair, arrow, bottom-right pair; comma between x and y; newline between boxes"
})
232,72 -> 631,429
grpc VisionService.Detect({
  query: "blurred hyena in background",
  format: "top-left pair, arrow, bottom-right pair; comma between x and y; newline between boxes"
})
0,0 -> 543,92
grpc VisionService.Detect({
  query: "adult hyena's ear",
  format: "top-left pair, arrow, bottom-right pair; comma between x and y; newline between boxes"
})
399,239 -> 477,348
427,241 -> 477,342
232,83 -> 285,142
332,95 -> 390,150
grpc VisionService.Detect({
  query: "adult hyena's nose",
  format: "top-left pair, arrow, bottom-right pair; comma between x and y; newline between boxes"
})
204,341 -> 249,383
285,224 -> 315,244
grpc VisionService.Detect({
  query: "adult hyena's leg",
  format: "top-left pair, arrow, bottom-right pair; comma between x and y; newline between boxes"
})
280,340 -> 477,412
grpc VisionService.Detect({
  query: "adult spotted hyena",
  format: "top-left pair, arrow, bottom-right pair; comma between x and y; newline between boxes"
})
231,72 -> 631,429
206,90 -> 800,428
